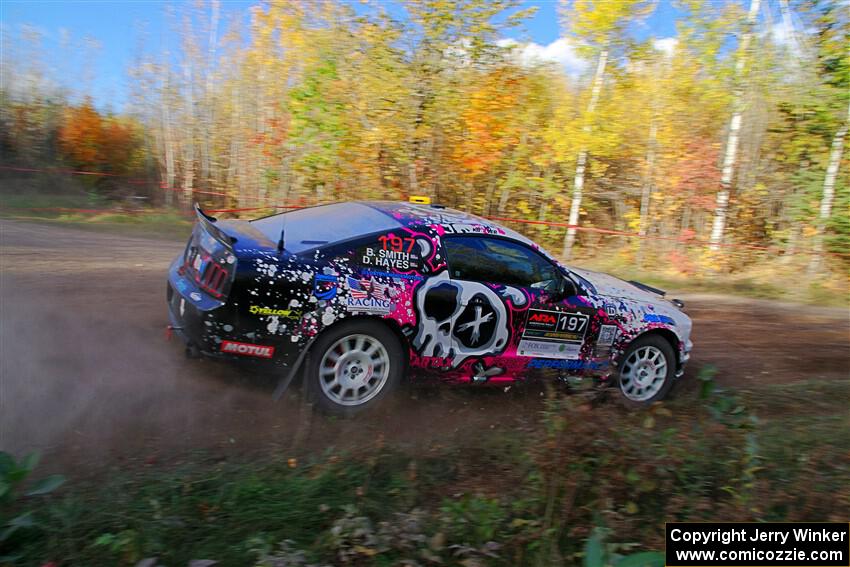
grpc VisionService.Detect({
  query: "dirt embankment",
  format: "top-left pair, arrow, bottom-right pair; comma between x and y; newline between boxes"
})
1,220 -> 848,476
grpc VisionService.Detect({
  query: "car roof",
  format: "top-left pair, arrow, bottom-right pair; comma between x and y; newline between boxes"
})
249,200 -> 545,256
363,201 -> 539,248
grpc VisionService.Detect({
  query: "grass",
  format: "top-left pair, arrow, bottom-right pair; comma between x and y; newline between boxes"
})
0,191 -> 193,241
4,375 -> 849,566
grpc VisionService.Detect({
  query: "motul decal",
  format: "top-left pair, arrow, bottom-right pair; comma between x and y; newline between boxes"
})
220,340 -> 275,359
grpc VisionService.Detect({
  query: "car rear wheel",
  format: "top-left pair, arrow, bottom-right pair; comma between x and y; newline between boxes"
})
617,335 -> 676,404
306,320 -> 403,415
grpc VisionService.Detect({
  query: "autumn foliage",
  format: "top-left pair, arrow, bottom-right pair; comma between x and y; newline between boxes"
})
0,0 -> 847,272
58,99 -> 144,177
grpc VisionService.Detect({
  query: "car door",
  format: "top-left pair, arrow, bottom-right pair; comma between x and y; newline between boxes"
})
442,235 -> 602,378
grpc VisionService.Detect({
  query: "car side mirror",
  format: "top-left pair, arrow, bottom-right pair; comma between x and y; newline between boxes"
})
550,276 -> 576,302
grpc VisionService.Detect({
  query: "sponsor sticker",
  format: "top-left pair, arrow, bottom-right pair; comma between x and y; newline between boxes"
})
361,269 -> 423,281
248,305 -> 301,319
523,309 -> 589,343
598,324 -> 618,346
517,339 -> 581,360
528,358 -> 602,370
313,274 -> 338,300
220,340 -> 275,359
345,276 -> 397,314
441,223 -> 504,236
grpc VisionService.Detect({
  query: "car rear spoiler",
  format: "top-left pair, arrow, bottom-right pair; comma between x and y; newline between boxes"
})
194,203 -> 235,246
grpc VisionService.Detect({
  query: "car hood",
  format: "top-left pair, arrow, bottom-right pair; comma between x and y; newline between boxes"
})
569,267 -> 664,303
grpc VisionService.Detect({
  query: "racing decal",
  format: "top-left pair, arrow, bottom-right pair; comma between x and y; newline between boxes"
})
361,268 -> 423,281
220,340 -> 275,359
412,272 -> 512,367
527,358 -> 603,370
597,324 -> 618,346
312,273 -> 338,300
643,313 -> 675,325
522,309 -> 589,342
440,223 -> 505,236
359,234 -> 423,271
517,339 -> 581,360
248,305 -> 302,319
455,294 -> 497,348
345,276 -> 399,314
409,353 -> 454,370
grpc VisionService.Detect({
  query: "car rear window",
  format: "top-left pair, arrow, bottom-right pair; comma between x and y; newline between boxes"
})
250,203 -> 401,254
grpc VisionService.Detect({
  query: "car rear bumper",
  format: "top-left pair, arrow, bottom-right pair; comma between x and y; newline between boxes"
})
166,257 -> 299,366
166,264 -> 223,357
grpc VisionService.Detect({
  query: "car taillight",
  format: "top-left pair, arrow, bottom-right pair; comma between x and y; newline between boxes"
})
183,245 -> 233,298
199,260 -> 229,298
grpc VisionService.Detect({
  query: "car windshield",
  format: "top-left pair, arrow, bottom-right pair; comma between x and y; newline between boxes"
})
250,203 -> 401,254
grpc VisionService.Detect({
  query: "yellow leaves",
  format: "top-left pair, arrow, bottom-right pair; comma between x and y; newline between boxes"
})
564,0 -> 655,47
624,210 -> 642,232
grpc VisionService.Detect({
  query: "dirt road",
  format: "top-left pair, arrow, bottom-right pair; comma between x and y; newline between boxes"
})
1,220 -> 848,475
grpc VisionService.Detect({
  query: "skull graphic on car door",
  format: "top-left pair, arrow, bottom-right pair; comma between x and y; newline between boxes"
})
412,271 -> 513,368
412,235 -> 599,378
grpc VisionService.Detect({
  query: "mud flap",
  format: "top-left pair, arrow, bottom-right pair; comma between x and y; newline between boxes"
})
272,337 -> 317,400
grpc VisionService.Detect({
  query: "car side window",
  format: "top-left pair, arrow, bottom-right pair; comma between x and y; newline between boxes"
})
443,236 -> 562,291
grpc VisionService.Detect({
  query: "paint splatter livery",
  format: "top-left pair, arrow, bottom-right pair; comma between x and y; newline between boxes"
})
167,201 -> 693,413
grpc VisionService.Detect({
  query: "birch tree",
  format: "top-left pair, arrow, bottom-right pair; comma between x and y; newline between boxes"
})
809,101 -> 849,273
560,0 -> 653,259
709,0 -> 761,250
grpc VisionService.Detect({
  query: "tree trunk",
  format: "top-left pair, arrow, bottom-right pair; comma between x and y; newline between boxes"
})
562,46 -> 608,260
161,71 -> 176,207
201,0 -> 219,191
498,185 -> 511,215
709,0 -> 760,251
182,54 -> 195,202
808,100 -> 849,274
637,117 -> 658,266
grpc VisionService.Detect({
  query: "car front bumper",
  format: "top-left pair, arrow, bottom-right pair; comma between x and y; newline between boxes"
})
676,338 -> 693,378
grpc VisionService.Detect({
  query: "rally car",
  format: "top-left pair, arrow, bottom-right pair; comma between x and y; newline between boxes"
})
166,200 -> 693,413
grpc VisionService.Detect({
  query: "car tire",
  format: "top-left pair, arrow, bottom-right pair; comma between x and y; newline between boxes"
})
306,319 -> 404,415
616,334 -> 676,405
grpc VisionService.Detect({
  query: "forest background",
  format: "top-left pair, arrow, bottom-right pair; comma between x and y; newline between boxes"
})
2,0 -> 848,302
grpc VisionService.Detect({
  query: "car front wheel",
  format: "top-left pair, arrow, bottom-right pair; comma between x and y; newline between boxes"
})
617,335 -> 676,404
306,320 -> 403,415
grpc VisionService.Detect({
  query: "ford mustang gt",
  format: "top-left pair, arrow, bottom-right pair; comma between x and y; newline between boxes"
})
166,201 -> 693,413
